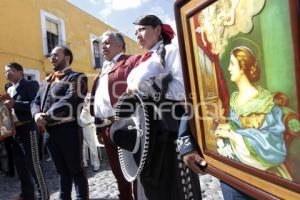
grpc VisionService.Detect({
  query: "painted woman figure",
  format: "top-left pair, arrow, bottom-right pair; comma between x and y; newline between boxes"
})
126,15 -> 201,199
215,46 -> 291,179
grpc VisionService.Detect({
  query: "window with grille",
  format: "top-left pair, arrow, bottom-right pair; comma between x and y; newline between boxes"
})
46,20 -> 59,54
40,10 -> 66,56
90,34 -> 104,69
93,40 -> 101,68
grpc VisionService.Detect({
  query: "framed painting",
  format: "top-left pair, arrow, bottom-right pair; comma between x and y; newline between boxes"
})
0,95 -> 15,141
175,0 -> 300,199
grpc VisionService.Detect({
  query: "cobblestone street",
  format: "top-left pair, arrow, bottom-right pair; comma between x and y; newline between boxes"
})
0,158 -> 223,200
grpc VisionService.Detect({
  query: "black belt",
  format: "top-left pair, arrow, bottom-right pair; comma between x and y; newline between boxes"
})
47,119 -> 76,127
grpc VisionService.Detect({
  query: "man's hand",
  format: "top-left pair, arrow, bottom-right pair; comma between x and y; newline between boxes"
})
34,113 -> 47,133
4,99 -> 14,109
183,150 -> 207,174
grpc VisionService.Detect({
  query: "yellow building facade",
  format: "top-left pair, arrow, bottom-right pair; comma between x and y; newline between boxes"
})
0,0 -> 140,92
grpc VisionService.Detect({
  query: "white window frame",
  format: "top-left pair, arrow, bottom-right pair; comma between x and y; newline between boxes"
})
40,10 -> 66,56
24,68 -> 40,82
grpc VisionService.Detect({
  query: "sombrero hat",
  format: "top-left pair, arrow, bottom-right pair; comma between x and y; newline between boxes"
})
110,92 -> 152,182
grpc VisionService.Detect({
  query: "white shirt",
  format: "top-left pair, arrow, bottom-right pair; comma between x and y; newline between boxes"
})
79,98 -> 95,126
94,53 -> 123,119
127,41 -> 185,101
7,81 -> 20,122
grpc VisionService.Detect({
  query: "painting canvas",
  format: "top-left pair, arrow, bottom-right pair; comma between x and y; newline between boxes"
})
0,98 -> 15,141
175,0 -> 300,198
190,0 -> 300,184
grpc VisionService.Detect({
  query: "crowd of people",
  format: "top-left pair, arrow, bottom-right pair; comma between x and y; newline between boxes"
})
0,14 -> 255,200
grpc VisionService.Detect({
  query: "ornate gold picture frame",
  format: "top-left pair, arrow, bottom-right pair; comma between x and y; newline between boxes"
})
175,0 -> 300,199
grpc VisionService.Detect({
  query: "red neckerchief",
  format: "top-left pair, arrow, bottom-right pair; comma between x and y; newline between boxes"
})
138,51 -> 153,64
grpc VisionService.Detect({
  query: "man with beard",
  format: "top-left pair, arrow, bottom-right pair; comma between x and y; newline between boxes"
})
90,31 -> 140,200
32,46 -> 88,200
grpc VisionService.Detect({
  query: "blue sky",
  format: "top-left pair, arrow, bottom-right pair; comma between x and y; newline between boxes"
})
67,0 -> 176,39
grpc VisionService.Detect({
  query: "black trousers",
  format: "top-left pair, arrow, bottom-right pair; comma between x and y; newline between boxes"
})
12,123 -> 42,200
45,121 -> 88,200
3,136 -> 14,176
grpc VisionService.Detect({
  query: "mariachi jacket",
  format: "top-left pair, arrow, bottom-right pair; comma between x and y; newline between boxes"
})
90,54 -> 140,117
10,79 -> 39,122
31,68 -> 87,124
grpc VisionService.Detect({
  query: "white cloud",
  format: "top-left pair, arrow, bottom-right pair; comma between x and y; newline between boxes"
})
89,0 -> 101,4
99,7 -> 113,18
98,0 -> 151,18
92,0 -> 176,40
148,6 -> 169,21
112,0 -> 142,10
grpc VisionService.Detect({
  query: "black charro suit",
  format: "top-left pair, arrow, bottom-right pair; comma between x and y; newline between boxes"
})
31,68 -> 88,200
13,79 -> 40,121
9,78 -> 46,200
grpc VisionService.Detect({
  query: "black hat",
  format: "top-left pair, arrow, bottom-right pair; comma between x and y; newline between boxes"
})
110,92 -> 152,182
110,117 -> 141,153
